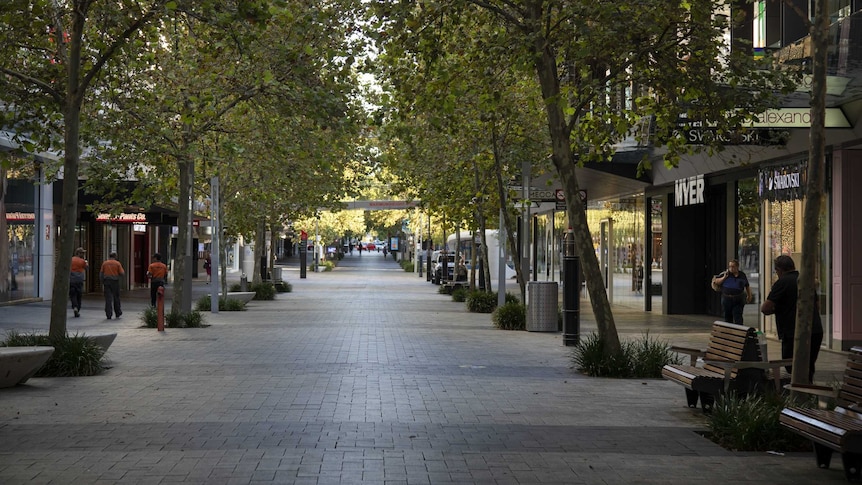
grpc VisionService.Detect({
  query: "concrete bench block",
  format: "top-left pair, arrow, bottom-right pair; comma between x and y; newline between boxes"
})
218,292 -> 255,304
84,332 -> 117,353
0,346 -> 55,388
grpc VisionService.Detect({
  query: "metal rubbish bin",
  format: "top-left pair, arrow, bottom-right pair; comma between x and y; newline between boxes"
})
271,267 -> 283,282
527,281 -> 559,332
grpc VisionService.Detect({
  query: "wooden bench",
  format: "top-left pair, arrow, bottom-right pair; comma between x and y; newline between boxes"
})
662,321 -> 790,411
779,347 -> 862,481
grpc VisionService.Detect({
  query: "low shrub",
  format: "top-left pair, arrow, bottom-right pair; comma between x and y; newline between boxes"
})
571,332 -> 682,378
400,261 -> 415,272
275,281 -> 292,293
142,306 -> 158,328
707,392 -> 813,452
466,290 -> 497,313
196,296 -> 247,311
505,292 -> 520,304
492,301 -> 526,330
142,308 -> 205,328
572,333 -> 631,377
629,334 -> 684,378
451,287 -> 468,302
250,282 -> 276,300
2,331 -> 105,377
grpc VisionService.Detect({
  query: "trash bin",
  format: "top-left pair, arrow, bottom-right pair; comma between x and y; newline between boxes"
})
240,274 -> 248,292
527,281 -> 559,332
271,267 -> 283,282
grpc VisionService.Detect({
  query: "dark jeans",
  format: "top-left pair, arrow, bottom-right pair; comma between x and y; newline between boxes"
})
150,279 -> 165,307
781,331 -> 824,383
69,281 -> 83,311
721,294 -> 745,325
102,279 -> 122,318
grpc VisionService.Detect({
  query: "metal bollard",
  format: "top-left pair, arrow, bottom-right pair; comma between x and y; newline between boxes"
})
157,286 -> 165,332
562,228 -> 580,346
240,273 -> 248,292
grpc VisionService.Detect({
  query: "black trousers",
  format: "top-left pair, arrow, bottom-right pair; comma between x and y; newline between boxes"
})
69,281 -> 83,311
781,331 -> 824,383
150,279 -> 165,307
103,279 -> 122,318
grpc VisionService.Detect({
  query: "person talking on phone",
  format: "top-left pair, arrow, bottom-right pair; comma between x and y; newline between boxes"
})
712,259 -> 753,325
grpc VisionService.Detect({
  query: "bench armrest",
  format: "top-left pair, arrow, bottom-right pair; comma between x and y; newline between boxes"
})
784,383 -> 837,398
670,346 -> 706,366
702,358 -> 791,393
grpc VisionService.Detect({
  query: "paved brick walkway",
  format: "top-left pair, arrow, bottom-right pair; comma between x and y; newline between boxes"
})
0,253 -> 850,484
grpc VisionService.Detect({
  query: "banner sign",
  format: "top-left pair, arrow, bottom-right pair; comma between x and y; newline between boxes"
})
758,161 -> 806,201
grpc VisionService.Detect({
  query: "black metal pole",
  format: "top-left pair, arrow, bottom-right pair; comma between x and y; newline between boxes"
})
300,236 -> 307,279
562,229 -> 580,346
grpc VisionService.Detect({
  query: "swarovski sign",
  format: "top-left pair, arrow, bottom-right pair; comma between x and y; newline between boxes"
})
758,161 -> 806,201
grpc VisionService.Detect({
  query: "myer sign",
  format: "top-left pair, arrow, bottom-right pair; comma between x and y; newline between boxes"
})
675,175 -> 704,207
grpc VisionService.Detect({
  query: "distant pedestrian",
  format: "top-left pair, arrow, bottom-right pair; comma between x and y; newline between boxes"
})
69,247 -> 87,318
147,253 -> 168,307
634,261 -> 644,294
100,252 -> 125,319
204,254 -> 212,283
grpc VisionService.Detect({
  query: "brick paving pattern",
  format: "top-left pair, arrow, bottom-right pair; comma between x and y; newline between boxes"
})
0,253 -> 850,484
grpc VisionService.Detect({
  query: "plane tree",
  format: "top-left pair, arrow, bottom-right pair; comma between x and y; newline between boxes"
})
369,0 -> 797,354
0,0 -> 182,338
87,0 -> 365,310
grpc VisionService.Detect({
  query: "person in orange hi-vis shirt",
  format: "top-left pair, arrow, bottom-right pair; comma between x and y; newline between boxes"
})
99,252 -> 125,319
146,253 -> 168,307
69,247 -> 88,318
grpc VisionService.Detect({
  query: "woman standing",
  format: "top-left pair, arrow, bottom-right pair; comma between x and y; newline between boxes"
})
712,259 -> 753,325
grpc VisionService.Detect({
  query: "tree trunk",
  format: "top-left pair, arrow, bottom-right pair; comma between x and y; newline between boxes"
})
0,167 -> 8,300
49,7 -> 89,340
793,0 -> 829,385
172,158 -> 192,314
529,7 -> 620,353
252,220 -> 265,284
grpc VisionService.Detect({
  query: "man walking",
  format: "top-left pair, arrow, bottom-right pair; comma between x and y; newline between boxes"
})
100,252 -> 125,319
69,247 -> 88,318
147,253 -> 168,307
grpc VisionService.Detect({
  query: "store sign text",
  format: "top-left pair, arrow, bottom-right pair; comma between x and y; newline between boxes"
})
96,213 -> 147,223
758,162 -> 806,202
675,175 -> 704,207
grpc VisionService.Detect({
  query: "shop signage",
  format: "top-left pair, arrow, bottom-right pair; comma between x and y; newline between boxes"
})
5,211 -> 35,221
681,128 -> 789,146
96,212 -> 147,223
674,175 -> 704,207
748,108 -> 850,128
758,161 -> 806,201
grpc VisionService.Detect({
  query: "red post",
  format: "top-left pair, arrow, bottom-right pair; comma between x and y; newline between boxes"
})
157,286 -> 165,332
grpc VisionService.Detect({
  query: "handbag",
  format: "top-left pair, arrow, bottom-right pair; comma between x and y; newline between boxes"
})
711,272 -> 724,292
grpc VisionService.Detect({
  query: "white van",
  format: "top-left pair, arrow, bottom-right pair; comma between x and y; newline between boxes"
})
446,230 -> 517,281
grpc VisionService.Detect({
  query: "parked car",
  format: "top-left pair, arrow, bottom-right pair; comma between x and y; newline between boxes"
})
431,251 -> 467,285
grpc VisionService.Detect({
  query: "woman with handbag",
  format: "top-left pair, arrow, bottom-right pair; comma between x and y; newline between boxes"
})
712,259 -> 753,325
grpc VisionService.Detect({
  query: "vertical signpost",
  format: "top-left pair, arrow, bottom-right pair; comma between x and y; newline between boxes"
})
210,176 -> 220,314
300,230 -> 308,279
